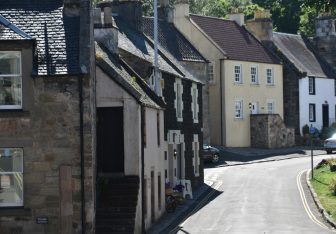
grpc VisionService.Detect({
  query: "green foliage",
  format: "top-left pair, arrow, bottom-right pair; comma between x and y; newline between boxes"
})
302,124 -> 309,135
311,164 -> 336,220
330,178 -> 336,195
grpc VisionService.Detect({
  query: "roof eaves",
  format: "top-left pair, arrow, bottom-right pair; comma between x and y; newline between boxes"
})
119,57 -> 166,109
0,15 -> 33,40
96,56 -> 143,102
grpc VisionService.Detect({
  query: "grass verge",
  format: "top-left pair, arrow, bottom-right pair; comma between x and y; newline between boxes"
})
311,163 -> 336,222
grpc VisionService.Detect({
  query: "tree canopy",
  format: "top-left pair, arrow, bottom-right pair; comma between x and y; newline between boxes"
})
91,0 -> 336,36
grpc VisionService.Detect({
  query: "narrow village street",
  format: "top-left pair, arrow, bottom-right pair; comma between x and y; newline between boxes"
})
174,154 -> 336,234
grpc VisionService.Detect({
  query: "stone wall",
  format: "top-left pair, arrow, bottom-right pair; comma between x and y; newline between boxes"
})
0,75 -> 95,234
250,114 -> 295,148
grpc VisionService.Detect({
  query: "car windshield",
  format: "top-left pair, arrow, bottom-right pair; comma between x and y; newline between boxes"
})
331,133 -> 336,139
203,144 -> 211,149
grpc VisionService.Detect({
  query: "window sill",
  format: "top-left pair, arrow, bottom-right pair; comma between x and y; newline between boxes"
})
0,110 -> 30,118
0,207 -> 31,216
250,83 -> 260,86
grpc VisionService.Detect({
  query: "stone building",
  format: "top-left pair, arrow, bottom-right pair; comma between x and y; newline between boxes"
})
247,11 -> 336,138
142,3 -> 210,144
94,1 -> 204,232
171,2 -> 284,147
0,0 -> 95,233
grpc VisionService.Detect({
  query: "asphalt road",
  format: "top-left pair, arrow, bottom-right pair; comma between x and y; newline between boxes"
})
176,155 -> 336,234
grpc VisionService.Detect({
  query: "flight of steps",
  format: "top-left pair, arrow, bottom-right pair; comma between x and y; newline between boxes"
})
96,176 -> 140,234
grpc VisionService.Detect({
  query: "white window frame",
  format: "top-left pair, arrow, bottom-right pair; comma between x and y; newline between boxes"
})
309,103 -> 316,122
208,62 -> 215,83
0,148 -> 24,207
309,77 -> 315,95
234,65 -> 242,83
191,83 -> 199,123
0,51 -> 22,109
174,78 -> 183,122
193,135 -> 200,176
235,100 -> 243,119
250,66 -> 258,84
267,100 -> 275,114
266,68 -> 274,85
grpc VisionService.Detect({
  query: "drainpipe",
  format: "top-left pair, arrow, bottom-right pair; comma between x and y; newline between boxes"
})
220,59 -> 224,146
141,106 -> 145,234
79,75 -> 86,234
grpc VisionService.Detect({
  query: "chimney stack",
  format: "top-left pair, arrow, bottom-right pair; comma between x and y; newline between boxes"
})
245,10 -> 273,42
94,4 -> 119,55
158,0 -> 174,22
228,11 -> 245,27
173,0 -> 189,25
98,0 -> 143,32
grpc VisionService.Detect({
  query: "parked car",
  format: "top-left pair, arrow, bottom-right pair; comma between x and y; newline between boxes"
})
202,144 -> 220,163
324,134 -> 336,154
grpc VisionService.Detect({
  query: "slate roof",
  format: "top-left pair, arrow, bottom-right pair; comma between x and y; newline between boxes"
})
0,0 -> 81,75
273,32 -> 334,78
190,14 -> 280,64
142,17 -> 206,62
0,15 -> 32,40
115,17 -> 202,84
96,42 -> 162,109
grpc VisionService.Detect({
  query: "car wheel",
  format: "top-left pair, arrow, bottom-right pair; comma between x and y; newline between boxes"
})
326,150 -> 332,154
212,154 -> 219,163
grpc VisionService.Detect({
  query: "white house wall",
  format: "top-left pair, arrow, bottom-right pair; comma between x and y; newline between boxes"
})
143,108 -> 167,229
299,77 -> 336,133
96,67 -> 141,176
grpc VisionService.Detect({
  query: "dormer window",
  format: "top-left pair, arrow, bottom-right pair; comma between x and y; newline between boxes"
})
0,52 -> 22,109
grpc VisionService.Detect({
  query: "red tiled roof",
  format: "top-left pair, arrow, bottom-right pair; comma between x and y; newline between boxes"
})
190,14 -> 280,64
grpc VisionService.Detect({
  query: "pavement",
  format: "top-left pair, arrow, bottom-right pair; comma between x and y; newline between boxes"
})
147,146 -> 329,234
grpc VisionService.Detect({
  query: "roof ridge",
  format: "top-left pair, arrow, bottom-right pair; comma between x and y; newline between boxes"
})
190,13 -> 232,22
274,31 -> 301,37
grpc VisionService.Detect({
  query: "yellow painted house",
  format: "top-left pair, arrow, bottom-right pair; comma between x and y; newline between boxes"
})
171,1 -> 284,147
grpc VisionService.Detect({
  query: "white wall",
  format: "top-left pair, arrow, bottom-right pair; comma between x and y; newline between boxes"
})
96,67 -> 141,176
143,107 -> 167,230
299,77 -> 336,133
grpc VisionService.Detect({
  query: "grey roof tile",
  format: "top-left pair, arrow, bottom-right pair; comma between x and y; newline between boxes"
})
273,32 -> 334,78
96,42 -> 162,109
0,0 -> 81,75
142,17 -> 206,62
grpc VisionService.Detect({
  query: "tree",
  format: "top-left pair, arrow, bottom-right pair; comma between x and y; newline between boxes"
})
253,0 -> 301,34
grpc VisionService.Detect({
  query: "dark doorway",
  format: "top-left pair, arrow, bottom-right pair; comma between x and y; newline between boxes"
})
323,104 -> 329,128
97,107 -> 124,174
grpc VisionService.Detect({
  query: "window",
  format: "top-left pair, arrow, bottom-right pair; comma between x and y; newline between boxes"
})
309,103 -> 316,122
191,84 -> 199,123
175,79 -> 183,121
267,100 -> 274,114
266,68 -> 274,85
334,79 -> 336,96
0,52 -> 22,109
234,65 -> 242,83
193,135 -> 199,176
0,148 -> 23,207
235,100 -> 243,118
208,62 -> 214,83
309,77 -> 315,95
157,111 -> 160,146
250,66 -> 258,84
